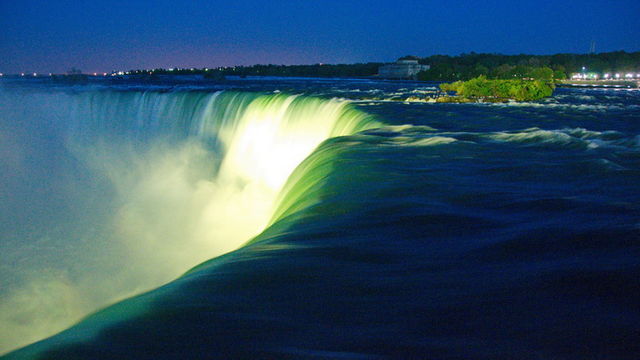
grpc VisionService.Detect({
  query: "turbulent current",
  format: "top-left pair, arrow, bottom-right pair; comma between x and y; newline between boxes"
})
1,77 -> 639,359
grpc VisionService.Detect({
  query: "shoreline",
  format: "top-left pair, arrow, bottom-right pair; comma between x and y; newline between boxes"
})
558,79 -> 638,88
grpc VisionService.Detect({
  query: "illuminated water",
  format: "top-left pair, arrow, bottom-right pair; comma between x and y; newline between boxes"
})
1,77 -> 639,359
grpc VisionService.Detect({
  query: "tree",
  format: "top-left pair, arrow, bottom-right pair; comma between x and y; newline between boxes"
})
439,76 -> 555,101
529,67 -> 553,80
493,64 -> 515,79
553,70 -> 566,80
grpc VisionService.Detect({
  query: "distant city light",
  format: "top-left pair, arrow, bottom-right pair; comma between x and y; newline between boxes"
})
0,73 -> 3,76
615,73 -> 621,79
103,73 -> 107,76
604,73 -> 610,79
21,73 -> 25,76
33,73 -> 37,76
625,73 -> 633,78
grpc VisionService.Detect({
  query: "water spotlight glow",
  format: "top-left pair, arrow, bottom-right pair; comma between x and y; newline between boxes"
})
0,90 -> 379,354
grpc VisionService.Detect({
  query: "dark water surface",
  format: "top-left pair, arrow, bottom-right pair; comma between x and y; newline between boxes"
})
1,77 -> 639,359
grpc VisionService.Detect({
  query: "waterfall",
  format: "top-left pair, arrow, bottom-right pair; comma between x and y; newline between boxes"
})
0,89 -> 379,354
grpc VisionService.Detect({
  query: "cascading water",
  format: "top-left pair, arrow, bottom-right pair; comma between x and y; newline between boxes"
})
0,89 -> 379,354
3,80 -> 639,360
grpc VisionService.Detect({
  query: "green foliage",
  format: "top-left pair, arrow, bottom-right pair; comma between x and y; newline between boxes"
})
418,63 -> 455,81
439,76 -> 555,101
553,70 -> 566,80
529,67 -> 553,80
418,51 -> 640,81
439,81 -> 463,93
123,51 -> 637,81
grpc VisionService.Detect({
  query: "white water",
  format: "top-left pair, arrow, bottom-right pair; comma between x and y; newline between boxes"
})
0,89 -> 377,354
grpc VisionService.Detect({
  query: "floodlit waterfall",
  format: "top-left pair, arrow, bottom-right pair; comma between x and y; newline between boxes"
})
3,76 -> 640,360
0,89 -> 378,354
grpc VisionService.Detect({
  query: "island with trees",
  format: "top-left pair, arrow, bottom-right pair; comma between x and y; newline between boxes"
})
414,51 -> 639,81
437,76 -> 555,102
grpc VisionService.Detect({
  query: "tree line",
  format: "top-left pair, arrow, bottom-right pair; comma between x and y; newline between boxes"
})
415,51 -> 640,81
127,63 -> 383,78
122,51 -> 638,80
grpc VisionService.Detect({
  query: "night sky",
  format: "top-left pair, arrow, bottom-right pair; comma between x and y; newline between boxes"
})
1,0 -> 639,74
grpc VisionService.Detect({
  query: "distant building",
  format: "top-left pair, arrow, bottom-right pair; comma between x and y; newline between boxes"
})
378,59 -> 430,79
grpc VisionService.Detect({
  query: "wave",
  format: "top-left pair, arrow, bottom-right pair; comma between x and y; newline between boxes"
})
485,127 -> 636,150
488,100 -> 640,112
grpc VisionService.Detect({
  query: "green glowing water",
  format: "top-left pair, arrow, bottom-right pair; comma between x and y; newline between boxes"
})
0,89 -> 379,354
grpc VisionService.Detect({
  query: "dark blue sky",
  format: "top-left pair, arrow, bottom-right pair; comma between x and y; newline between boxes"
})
1,0 -> 639,73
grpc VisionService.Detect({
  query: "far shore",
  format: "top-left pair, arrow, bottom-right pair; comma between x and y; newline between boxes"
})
558,79 -> 638,88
